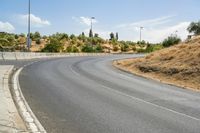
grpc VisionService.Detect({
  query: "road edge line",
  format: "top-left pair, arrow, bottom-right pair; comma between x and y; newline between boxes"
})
12,67 -> 46,133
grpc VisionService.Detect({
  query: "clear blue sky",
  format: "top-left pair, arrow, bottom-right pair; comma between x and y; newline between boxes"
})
0,0 -> 199,42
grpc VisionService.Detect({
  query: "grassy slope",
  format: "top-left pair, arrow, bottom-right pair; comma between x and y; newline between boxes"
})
114,35 -> 200,91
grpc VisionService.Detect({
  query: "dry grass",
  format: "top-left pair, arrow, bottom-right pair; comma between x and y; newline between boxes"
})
114,35 -> 200,91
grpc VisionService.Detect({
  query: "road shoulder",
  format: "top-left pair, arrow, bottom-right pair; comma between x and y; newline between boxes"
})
113,59 -> 199,92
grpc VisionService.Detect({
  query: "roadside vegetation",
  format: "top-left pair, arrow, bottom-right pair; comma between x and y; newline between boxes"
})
0,31 -> 163,53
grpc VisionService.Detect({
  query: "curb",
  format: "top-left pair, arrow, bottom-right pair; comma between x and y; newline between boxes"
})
12,67 -> 46,133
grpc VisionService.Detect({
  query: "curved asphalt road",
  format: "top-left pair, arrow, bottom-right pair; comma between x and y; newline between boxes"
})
19,55 -> 200,133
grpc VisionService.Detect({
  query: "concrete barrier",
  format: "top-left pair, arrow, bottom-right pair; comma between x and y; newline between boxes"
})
0,52 -> 4,60
3,52 -> 16,60
15,52 -> 24,60
0,52 -> 111,61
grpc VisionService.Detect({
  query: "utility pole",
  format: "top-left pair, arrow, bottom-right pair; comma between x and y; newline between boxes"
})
140,27 -> 144,44
27,0 -> 31,51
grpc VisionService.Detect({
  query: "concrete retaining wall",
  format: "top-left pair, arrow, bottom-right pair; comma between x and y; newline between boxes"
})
0,52 -> 110,60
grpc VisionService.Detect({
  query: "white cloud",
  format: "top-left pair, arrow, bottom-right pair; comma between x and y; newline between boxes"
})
141,22 -> 190,43
73,16 -> 98,26
19,14 -> 51,27
117,15 -> 174,29
116,16 -> 190,43
0,21 -> 15,32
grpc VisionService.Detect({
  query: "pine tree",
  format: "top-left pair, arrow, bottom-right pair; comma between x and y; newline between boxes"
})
94,33 -> 99,38
82,32 -> 85,36
116,32 -> 119,41
110,32 -> 115,40
89,29 -> 93,38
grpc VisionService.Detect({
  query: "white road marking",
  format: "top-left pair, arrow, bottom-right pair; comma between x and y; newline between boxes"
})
101,85 -> 200,121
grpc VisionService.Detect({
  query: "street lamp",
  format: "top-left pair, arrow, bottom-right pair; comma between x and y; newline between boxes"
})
140,27 -> 144,44
91,17 -> 95,33
27,0 -> 31,51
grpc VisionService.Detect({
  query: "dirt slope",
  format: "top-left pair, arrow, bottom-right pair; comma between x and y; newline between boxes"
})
114,35 -> 200,91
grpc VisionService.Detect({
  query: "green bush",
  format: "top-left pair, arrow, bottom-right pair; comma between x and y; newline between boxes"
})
136,44 -> 163,53
72,46 -> 79,53
42,43 -> 62,52
113,46 -> 119,51
132,46 -> 136,51
41,38 -> 63,52
187,21 -> 200,35
162,36 -> 181,47
36,39 -> 41,44
136,48 -> 147,53
121,44 -> 129,52
81,44 -> 94,53
66,46 -> 79,53
0,33 -> 16,47
95,45 -> 103,52
145,44 -> 163,53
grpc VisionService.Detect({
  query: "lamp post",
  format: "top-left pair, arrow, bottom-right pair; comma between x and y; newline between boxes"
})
90,17 -> 95,50
140,26 -> 144,44
27,0 -> 31,51
91,17 -> 95,33
89,17 -> 95,38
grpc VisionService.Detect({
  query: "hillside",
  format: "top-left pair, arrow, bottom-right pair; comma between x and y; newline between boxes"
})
114,35 -> 200,91
0,32 -> 161,53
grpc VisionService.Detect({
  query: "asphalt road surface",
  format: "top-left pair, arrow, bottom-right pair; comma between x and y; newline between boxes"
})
19,55 -> 200,133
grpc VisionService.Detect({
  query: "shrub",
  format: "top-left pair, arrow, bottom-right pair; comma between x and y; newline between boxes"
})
132,46 -> 136,51
121,44 -> 129,52
72,46 -> 79,53
95,45 -> 103,52
66,46 -> 72,52
187,21 -> 200,35
145,44 -> 163,53
66,46 -> 79,53
113,46 -> 119,51
136,44 -> 163,53
41,38 -> 63,52
136,48 -> 147,53
81,44 -> 94,53
36,39 -> 41,44
70,34 -> 76,40
162,36 -> 181,47
42,43 -> 63,52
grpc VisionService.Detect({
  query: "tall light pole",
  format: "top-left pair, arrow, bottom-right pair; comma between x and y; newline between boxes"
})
91,17 -> 95,33
140,26 -> 144,44
90,17 -> 95,38
27,0 -> 31,51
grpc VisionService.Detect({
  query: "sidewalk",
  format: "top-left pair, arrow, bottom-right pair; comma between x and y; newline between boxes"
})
0,66 -> 27,133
